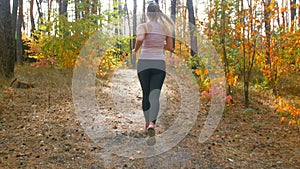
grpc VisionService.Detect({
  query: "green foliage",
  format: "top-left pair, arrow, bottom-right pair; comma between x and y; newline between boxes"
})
187,55 -> 211,91
25,5 -> 130,78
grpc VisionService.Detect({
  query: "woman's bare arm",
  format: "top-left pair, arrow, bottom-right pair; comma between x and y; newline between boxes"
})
164,36 -> 173,52
133,24 -> 146,53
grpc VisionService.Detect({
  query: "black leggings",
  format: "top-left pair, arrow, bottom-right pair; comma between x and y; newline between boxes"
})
137,59 -> 166,123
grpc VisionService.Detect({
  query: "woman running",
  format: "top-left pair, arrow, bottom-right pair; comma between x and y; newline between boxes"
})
132,2 -> 174,137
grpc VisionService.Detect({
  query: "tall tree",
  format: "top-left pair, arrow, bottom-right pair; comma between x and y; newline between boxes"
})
187,0 -> 198,56
220,0 -> 230,95
12,0 -> 18,42
12,0 -> 18,62
264,0 -> 271,66
16,0 -> 24,64
132,0 -> 137,68
48,0 -> 54,22
290,0 -> 296,29
142,0 -> 146,23
124,0 -> 131,41
58,0 -> 68,16
92,0 -> 98,15
171,0 -> 176,50
0,0 -> 15,78
75,0 -> 80,19
113,0 -> 119,35
36,0 -> 43,24
30,0 -> 35,35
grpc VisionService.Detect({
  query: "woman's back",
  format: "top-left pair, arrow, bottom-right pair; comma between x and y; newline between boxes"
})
140,21 -> 166,60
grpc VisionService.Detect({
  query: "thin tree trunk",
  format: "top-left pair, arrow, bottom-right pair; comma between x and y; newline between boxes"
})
98,0 -> 102,27
264,0 -> 271,66
281,0 -> 286,30
171,0 -> 176,51
113,0 -> 118,35
132,0 -> 137,68
187,0 -> 198,56
47,0 -> 53,35
118,0 -> 122,35
12,0 -> 18,63
221,0 -> 230,95
290,0 -> 296,29
36,0 -> 43,24
75,0 -> 80,19
59,0 -> 68,16
125,0 -> 131,38
245,0 -> 257,107
92,0 -> 98,15
16,0 -> 24,64
30,0 -> 35,36
48,0 -> 53,22
12,0 -> 18,40
241,0 -> 248,107
142,0 -> 146,23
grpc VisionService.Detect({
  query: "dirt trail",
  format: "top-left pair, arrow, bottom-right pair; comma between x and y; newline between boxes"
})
0,67 -> 299,168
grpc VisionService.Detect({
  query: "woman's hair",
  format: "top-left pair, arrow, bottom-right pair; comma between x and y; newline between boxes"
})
147,2 -> 174,36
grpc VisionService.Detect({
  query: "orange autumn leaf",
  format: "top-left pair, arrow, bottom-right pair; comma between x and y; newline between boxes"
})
280,7 -> 287,12
204,68 -> 209,75
278,107 -> 285,113
280,117 -> 286,123
195,69 -> 202,76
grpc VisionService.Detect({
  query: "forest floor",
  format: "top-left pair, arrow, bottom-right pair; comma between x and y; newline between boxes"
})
0,65 -> 299,169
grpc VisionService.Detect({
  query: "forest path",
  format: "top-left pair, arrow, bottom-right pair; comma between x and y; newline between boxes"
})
0,66 -> 299,168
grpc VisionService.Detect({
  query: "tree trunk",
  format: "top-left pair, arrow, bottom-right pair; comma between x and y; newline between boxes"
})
92,0 -> 98,15
12,0 -> 18,63
281,0 -> 286,30
36,0 -> 43,24
264,0 -> 271,66
84,0 -> 90,18
113,0 -> 119,35
59,0 -> 68,16
30,0 -> 35,36
75,0 -> 80,20
12,0 -> 18,40
187,0 -> 198,56
0,0 -> 15,78
132,0 -> 137,68
16,0 -> 24,64
221,0 -> 230,95
171,0 -> 176,51
48,0 -> 53,22
125,0 -> 131,40
118,0 -> 122,35
142,0 -> 146,23
290,0 -> 296,29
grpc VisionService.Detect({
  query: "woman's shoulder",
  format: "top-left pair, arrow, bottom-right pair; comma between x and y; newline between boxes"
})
137,23 -> 148,30
138,22 -> 153,33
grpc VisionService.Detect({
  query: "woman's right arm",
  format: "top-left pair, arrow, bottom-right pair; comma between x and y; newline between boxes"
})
164,36 -> 173,52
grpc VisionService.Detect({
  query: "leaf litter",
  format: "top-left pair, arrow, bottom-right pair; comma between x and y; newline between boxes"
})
0,66 -> 299,168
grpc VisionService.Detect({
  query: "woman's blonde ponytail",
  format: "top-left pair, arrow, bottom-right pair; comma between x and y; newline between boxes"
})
147,2 -> 174,36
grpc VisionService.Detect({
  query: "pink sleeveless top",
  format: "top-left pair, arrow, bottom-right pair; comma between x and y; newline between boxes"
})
139,21 -> 166,61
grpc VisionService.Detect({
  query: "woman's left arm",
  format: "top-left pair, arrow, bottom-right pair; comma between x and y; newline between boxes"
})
133,24 -> 146,54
